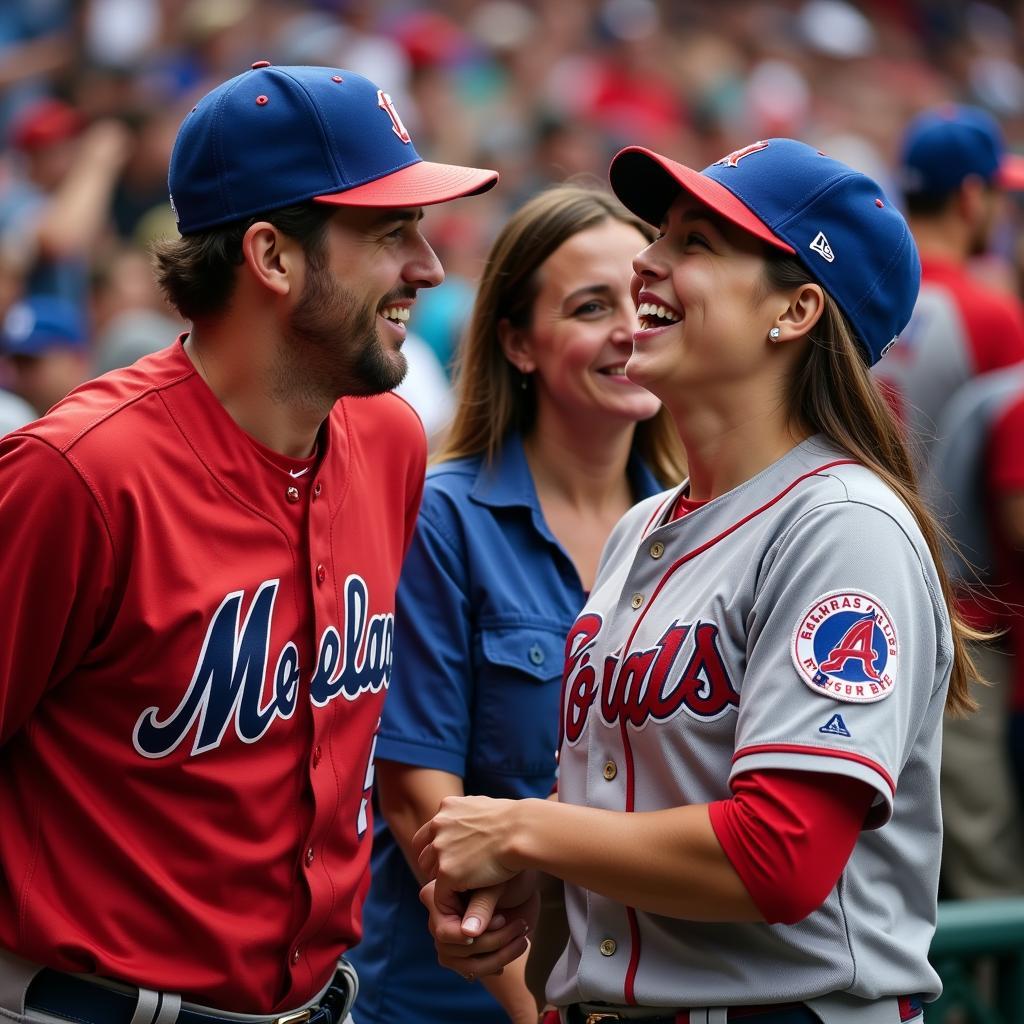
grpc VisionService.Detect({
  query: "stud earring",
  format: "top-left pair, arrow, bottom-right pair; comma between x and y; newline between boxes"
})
768,327 -> 781,341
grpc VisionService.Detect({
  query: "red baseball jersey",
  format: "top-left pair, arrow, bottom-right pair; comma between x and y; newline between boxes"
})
0,339 -> 426,1014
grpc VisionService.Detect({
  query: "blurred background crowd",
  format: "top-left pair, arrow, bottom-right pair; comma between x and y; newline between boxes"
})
6,0 -> 1024,911
5,0 -> 1024,427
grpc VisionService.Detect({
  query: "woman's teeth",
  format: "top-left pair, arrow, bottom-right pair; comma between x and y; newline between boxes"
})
636,301 -> 681,328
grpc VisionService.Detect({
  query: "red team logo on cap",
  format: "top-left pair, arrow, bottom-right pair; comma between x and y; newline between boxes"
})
792,589 -> 899,703
377,89 -> 411,143
714,141 -> 770,167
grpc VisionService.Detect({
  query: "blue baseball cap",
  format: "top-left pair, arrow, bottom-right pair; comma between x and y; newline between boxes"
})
900,104 -> 1024,199
168,63 -> 498,235
2,296 -> 87,357
608,139 -> 920,366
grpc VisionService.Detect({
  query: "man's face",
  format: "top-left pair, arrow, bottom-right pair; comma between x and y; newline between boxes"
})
275,206 -> 444,403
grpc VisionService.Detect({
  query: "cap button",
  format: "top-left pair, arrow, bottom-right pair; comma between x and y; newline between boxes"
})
251,60 -> 272,69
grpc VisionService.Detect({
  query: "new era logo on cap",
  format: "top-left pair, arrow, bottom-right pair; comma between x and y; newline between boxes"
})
809,231 -> 835,262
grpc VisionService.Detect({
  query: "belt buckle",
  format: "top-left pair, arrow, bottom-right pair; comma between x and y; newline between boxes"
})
274,1011 -> 312,1024
585,1015 -> 620,1024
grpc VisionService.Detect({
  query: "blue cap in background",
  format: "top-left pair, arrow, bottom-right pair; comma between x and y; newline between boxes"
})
609,138 -> 920,366
2,296 -> 87,357
900,104 -> 1024,199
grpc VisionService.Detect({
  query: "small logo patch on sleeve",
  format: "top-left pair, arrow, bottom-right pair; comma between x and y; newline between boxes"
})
819,713 -> 851,737
792,589 -> 898,703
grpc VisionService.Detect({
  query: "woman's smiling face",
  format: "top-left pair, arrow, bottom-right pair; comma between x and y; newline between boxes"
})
625,193 -> 785,402
516,217 -> 662,427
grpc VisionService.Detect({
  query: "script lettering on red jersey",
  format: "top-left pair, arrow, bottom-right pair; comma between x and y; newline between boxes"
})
132,574 -> 393,758
562,613 -> 739,744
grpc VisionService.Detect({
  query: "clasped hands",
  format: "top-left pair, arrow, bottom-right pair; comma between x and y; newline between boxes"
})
413,795 -> 540,980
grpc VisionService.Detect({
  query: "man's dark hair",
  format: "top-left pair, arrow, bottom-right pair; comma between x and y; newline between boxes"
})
904,190 -> 956,218
151,203 -> 335,320
904,177 -> 997,218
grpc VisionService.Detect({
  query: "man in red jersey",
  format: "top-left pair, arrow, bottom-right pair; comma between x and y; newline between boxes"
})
876,104 -> 1024,901
0,63 -> 495,1024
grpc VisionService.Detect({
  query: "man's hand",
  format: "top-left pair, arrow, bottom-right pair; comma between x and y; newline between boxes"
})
419,873 -> 539,979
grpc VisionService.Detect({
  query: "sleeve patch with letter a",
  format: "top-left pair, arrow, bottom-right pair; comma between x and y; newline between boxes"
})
792,589 -> 898,703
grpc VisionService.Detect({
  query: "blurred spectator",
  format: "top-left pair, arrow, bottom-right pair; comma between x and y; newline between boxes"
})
1,99 -> 130,305
986,390 -> 1024,812
874,105 -> 1024,477
876,104 -> 1024,900
1,293 -> 89,414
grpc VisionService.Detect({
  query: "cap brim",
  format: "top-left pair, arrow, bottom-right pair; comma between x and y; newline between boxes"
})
998,154 -> 1024,191
609,146 -> 795,254
313,159 -> 498,209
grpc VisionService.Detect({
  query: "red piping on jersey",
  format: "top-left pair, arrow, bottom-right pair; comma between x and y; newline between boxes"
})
733,743 -> 895,795
620,717 -> 640,1004
642,492 -> 676,538
608,459 -> 859,1002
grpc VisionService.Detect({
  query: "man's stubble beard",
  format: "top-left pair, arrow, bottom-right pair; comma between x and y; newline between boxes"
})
272,255 -> 408,408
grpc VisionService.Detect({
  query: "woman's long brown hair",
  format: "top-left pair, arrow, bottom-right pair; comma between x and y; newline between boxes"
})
436,184 -> 686,486
767,254 -> 983,716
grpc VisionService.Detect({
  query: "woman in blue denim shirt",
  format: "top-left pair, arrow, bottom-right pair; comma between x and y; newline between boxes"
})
349,185 -> 684,1023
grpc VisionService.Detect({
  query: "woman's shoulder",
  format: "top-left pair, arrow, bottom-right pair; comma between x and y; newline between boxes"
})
424,453 -> 485,493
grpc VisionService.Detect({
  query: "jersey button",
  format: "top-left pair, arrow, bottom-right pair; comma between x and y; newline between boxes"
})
305,846 -> 315,867
313,481 -> 322,499
649,541 -> 665,559
316,563 -> 327,585
630,592 -> 644,610
291,947 -> 301,965
286,485 -> 300,503
313,744 -> 323,767
599,938 -> 617,957
602,760 -> 617,781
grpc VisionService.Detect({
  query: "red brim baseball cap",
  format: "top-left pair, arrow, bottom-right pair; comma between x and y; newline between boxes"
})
312,158 -> 497,209
998,154 -> 1024,191
610,139 -> 921,368
609,146 -> 795,254
169,64 -> 498,234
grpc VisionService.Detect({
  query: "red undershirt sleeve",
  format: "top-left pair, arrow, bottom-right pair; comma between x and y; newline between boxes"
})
707,769 -> 876,925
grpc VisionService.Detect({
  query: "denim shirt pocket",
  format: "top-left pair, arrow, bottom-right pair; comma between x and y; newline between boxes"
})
471,624 -> 565,779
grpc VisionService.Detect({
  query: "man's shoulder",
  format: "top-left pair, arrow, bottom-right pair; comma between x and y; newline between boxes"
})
923,261 -> 1024,332
16,343 -> 191,457
336,390 -> 427,445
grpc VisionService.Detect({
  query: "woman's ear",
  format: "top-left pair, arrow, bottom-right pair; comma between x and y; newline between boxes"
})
772,282 -> 825,344
497,318 -> 535,373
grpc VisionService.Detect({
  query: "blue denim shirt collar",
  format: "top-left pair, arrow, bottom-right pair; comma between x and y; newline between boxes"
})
469,432 -> 663,511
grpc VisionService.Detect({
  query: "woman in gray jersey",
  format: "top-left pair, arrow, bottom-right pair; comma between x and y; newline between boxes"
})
412,140 -> 983,1024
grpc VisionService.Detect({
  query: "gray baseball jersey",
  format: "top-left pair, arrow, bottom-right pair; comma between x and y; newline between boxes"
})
547,436 -> 951,1023
872,283 -> 970,477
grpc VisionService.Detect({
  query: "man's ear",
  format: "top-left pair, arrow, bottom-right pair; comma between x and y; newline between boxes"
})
771,282 -> 825,344
957,174 -> 987,226
240,222 -> 302,298
497,318 -> 535,373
